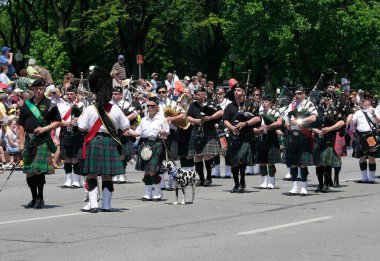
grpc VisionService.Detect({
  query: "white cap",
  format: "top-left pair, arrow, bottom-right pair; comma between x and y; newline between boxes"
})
184,76 -> 190,81
28,58 -> 36,66
89,65 -> 95,71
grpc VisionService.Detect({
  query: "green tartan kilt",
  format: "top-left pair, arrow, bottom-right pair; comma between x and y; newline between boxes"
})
121,136 -> 135,162
188,127 -> 221,157
284,132 -> 314,166
352,132 -> 380,158
225,135 -> 254,167
313,145 -> 342,167
23,141 -> 54,174
257,145 -> 282,164
135,139 -> 164,172
81,135 -> 125,176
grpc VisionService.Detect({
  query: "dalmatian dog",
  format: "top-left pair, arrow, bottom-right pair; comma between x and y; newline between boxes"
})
162,160 -> 196,205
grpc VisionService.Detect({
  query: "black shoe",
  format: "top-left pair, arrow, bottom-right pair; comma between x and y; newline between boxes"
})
24,199 -> 36,208
356,180 -> 369,183
196,180 -> 205,186
118,181 -> 126,184
224,176 -> 232,179
101,209 -> 111,212
71,185 -> 81,189
166,187 -> 174,191
237,184 -> 246,193
283,177 -> 292,181
230,186 -> 239,193
314,186 -> 322,193
205,179 -> 212,186
368,180 -> 376,184
323,185 -> 330,192
211,175 -> 220,179
61,184 -> 71,189
246,172 -> 254,176
89,208 -> 98,213
33,198 -> 45,209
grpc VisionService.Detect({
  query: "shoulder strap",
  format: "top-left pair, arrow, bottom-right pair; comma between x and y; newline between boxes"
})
82,104 -> 114,159
25,99 -> 46,126
362,111 -> 377,130
93,104 -> 121,146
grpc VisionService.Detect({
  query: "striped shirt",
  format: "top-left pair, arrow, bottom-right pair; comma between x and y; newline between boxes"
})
111,62 -> 127,80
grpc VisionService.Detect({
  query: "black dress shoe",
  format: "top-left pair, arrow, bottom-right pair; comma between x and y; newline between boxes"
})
323,185 -> 330,192
283,177 -> 292,181
61,184 -> 71,189
205,179 -> 212,186
196,180 -> 205,186
314,187 -> 322,193
224,176 -> 231,179
237,184 -> 246,193
24,199 -> 36,208
356,180 -> 369,183
368,181 -> 376,184
89,208 -> 98,213
230,186 -> 239,193
101,209 -> 111,212
33,198 -> 45,209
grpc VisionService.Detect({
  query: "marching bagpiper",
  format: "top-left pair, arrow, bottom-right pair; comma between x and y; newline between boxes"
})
59,85 -> 85,189
187,87 -> 223,187
255,96 -> 283,189
283,87 -> 318,196
223,83 -> 261,192
312,91 -> 345,192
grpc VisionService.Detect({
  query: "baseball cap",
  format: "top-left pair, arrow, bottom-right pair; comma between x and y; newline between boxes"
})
1,46 -> 11,53
118,55 -> 124,60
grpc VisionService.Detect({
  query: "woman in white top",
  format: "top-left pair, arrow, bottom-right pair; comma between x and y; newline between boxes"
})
5,117 -> 20,164
126,96 -> 169,201
78,68 -> 130,213
351,95 -> 380,183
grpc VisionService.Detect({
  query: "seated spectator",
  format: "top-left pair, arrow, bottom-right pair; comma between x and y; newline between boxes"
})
4,117 -> 20,165
15,69 -> 32,91
26,59 -> 43,79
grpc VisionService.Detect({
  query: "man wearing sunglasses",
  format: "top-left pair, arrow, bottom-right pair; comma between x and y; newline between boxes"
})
283,87 -> 318,196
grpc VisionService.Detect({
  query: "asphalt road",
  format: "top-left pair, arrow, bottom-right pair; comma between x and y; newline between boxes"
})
1,150 -> 380,261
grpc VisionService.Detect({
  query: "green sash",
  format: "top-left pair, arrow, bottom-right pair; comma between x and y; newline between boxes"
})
25,99 -> 56,153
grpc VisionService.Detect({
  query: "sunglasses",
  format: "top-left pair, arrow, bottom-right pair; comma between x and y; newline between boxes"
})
157,91 -> 166,94
147,105 -> 156,108
253,94 -> 260,96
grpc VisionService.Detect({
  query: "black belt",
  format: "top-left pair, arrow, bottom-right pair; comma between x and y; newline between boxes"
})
95,132 -> 111,137
141,137 -> 159,142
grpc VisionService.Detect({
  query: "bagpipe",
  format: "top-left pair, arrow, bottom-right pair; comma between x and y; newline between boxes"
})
287,102 -> 321,129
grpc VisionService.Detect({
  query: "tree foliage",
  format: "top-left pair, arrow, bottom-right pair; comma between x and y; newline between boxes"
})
0,0 -> 380,91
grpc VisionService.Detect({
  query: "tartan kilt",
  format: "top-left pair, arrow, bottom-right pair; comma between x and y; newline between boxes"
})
256,132 -> 282,164
284,132 -> 314,166
188,127 -> 221,157
176,127 -> 192,157
334,132 -> 347,156
60,132 -> 84,160
314,143 -> 341,167
23,141 -> 54,174
225,135 -> 254,167
81,135 -> 125,176
135,139 -> 164,172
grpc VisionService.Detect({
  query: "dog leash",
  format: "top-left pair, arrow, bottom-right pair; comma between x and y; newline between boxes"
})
0,158 -> 22,192
160,136 -> 178,167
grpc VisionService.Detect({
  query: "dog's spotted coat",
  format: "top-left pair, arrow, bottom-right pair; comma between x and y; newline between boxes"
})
162,160 -> 196,205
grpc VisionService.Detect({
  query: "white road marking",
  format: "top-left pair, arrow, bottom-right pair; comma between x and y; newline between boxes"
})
237,216 -> 332,235
0,204 -> 150,225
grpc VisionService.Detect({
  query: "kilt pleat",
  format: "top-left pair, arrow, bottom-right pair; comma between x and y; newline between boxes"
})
176,127 -> 192,157
60,132 -> 84,159
188,127 -> 221,157
314,145 -> 341,167
23,142 -> 54,174
81,136 -> 125,176
135,140 -> 164,172
284,132 -> 314,166
225,136 -> 254,167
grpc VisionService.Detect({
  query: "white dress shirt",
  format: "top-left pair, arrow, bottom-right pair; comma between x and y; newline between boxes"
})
136,113 -> 169,138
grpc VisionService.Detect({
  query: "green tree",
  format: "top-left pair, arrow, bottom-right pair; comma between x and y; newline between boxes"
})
28,30 -> 70,83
